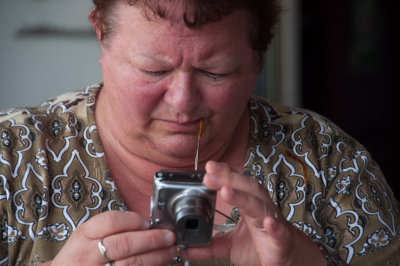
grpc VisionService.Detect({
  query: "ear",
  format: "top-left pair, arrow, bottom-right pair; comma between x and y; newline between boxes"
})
89,8 -> 103,41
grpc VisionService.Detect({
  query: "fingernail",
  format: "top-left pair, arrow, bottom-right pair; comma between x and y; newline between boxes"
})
211,161 -> 221,170
143,219 -> 150,229
165,231 -> 174,244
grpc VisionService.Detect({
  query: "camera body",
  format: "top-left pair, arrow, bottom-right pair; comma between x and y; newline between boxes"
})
150,169 -> 216,248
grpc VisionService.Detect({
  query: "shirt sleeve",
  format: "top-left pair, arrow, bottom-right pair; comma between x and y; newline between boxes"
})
309,118 -> 400,265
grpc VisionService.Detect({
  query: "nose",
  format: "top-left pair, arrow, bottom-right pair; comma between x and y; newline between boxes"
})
164,71 -> 200,114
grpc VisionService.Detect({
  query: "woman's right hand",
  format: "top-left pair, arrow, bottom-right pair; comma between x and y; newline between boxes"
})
45,210 -> 176,265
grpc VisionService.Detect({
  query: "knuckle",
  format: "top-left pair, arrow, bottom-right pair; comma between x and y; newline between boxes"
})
74,223 -> 92,241
114,234 -> 133,254
149,231 -> 163,248
102,210 -> 118,228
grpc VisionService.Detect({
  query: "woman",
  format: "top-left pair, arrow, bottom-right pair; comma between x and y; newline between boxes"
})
1,0 -> 399,265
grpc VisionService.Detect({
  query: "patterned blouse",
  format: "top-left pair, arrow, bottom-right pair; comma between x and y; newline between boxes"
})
0,83 -> 399,265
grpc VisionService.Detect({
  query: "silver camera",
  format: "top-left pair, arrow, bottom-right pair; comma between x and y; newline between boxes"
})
150,169 -> 216,247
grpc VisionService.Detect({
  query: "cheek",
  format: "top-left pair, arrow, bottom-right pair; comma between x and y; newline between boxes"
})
205,76 -> 256,115
104,64 -> 166,118
201,75 -> 256,140
119,82 -> 163,116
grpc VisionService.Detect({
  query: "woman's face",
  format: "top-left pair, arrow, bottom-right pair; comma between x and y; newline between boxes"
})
98,2 -> 259,167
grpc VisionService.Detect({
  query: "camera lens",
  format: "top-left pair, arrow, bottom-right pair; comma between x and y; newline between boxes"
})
173,195 -> 212,232
185,218 -> 199,230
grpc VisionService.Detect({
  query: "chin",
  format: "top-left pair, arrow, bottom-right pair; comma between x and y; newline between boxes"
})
161,144 -> 197,158
155,137 -> 198,160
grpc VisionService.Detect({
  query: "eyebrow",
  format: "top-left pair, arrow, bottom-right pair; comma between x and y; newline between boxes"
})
132,52 -> 173,64
199,56 -> 240,70
131,51 -> 241,70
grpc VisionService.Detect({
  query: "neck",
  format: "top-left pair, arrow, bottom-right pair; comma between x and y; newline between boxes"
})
95,89 -> 250,215
100,139 -> 158,216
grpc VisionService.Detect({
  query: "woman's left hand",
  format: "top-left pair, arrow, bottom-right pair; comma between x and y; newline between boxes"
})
187,161 -> 326,266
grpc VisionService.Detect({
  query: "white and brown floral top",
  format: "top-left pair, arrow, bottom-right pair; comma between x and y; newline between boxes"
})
1,83 -> 399,265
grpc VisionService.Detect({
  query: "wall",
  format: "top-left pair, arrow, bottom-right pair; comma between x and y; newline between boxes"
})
0,0 -> 101,111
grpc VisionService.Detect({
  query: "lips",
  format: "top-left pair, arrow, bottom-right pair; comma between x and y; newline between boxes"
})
160,119 -> 202,133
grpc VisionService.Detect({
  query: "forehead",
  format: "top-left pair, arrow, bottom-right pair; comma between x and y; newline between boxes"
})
109,1 -> 251,45
105,3 -> 255,67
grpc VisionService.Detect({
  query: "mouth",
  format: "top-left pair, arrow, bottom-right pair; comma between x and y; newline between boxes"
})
161,119 -> 202,134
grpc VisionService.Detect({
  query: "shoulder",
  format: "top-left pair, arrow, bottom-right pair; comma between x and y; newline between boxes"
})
0,82 -> 102,172
246,96 -> 377,184
246,97 -> 400,264
0,83 -> 111,264
0,83 -> 101,125
0,83 -> 101,142
247,96 -> 355,149
249,96 -> 338,131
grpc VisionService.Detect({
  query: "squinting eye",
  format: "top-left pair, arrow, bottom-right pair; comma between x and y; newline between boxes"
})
140,69 -> 169,77
201,70 -> 227,80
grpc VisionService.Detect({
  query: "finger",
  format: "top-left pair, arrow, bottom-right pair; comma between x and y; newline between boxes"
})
82,210 -> 149,239
205,161 -> 278,228
204,161 -> 267,201
219,185 -> 282,235
219,186 -> 276,221
50,211 -> 154,265
103,229 -> 175,261
116,246 -> 177,266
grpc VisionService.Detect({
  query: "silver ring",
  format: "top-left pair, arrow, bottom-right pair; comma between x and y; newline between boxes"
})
98,239 -> 111,262
105,262 -> 115,266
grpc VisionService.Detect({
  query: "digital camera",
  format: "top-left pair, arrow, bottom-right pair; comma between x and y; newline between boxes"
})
150,169 -> 216,248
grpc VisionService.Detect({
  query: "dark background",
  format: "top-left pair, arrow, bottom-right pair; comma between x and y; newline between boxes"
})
301,0 -> 400,200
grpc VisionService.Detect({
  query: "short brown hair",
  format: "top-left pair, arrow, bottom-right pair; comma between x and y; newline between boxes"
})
90,0 -> 280,58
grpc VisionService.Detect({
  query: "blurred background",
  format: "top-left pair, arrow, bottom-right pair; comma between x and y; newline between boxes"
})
300,0 -> 400,200
0,0 -> 399,199
0,0 -> 100,110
